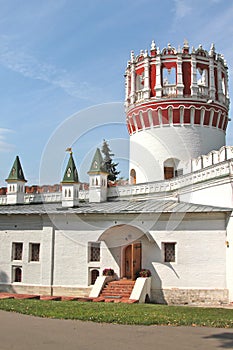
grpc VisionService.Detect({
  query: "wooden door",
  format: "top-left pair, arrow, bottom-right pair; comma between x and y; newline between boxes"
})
124,243 -> 141,280
124,245 -> 132,279
164,166 -> 174,179
132,242 -> 141,280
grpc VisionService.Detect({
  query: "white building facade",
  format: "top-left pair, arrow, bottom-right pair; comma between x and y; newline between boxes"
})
0,41 -> 233,305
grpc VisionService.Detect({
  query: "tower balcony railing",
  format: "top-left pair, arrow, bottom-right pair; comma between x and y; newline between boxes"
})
136,90 -> 144,102
162,84 -> 176,97
197,85 -> 209,98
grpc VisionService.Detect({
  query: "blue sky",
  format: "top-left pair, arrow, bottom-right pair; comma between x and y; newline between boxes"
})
0,0 -> 233,186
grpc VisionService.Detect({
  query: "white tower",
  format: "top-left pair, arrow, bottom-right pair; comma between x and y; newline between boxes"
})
125,41 -> 230,183
6,156 -> 27,205
88,148 -> 109,203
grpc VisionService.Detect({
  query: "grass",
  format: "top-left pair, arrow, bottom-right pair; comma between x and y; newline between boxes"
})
1,299 -> 233,327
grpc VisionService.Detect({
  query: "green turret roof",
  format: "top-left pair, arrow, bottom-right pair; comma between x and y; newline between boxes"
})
61,152 -> 79,183
88,148 -> 108,174
6,156 -> 27,182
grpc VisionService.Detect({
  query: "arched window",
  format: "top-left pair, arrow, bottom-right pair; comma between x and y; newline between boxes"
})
96,178 -> 98,186
130,169 -> 136,185
14,267 -> 22,283
162,67 -> 176,85
91,269 -> 99,285
162,67 -> 176,96
197,68 -> 208,86
65,189 -> 67,197
68,189 -> 71,197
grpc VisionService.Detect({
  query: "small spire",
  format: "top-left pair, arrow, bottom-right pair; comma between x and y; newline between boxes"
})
61,152 -> 79,183
130,50 -> 135,62
6,156 -> 27,182
144,49 -> 148,57
167,43 -> 172,50
183,39 -> 189,48
88,148 -> 108,174
140,49 -> 144,56
157,47 -> 160,54
151,40 -> 156,51
192,46 -> 195,53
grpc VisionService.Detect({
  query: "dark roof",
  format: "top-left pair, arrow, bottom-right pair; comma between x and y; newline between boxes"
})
0,199 -> 231,215
61,153 -> 79,183
6,156 -> 27,182
88,148 -> 108,174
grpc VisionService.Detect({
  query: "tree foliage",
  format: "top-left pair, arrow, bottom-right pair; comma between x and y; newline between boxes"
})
101,140 -> 120,182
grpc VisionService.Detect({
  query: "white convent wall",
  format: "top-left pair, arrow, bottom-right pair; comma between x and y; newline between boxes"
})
129,126 -> 225,183
180,182 -> 233,209
0,211 -> 230,303
0,215 -> 54,295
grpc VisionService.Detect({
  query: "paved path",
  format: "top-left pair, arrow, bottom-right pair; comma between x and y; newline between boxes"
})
0,310 -> 233,350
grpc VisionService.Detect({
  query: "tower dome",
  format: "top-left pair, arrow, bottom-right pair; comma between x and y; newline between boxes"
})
125,41 -> 230,184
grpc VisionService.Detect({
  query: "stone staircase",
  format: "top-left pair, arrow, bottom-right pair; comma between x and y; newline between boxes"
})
93,280 -> 138,303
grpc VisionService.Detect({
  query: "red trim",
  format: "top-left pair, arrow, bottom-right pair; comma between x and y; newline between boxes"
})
135,114 -> 143,130
173,109 -> 180,124
182,62 -> 191,96
223,116 -> 228,131
204,110 -> 210,126
194,110 -> 201,125
218,114 -> 224,129
150,65 -> 156,97
152,109 -> 159,126
143,111 -> 150,128
161,109 -> 169,124
212,112 -> 218,127
184,109 -> 190,124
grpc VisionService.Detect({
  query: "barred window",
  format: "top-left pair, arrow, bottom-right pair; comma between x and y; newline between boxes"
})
164,243 -> 176,263
12,243 -> 23,261
90,242 -> 100,262
29,243 -> 40,262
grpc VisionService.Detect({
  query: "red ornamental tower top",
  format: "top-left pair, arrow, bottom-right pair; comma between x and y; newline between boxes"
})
125,40 -> 230,135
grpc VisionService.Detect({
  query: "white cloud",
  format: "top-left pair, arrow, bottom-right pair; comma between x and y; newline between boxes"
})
0,128 -> 14,152
173,0 -> 192,20
0,36 -> 100,101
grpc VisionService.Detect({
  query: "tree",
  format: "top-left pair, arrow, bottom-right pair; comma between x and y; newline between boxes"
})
101,140 -> 120,182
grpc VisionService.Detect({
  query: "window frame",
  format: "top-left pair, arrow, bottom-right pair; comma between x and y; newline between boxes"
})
12,242 -> 23,261
163,242 -> 177,263
89,242 -> 101,262
29,243 -> 40,262
12,266 -> 22,283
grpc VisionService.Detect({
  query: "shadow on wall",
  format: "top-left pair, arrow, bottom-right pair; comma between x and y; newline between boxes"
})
141,235 -> 168,304
0,270 -> 15,293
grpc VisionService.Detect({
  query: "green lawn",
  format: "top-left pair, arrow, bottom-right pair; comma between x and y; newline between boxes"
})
1,299 -> 233,327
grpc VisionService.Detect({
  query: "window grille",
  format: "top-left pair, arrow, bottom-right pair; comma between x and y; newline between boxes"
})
90,243 -> 100,262
164,243 -> 176,262
12,243 -> 23,260
30,243 -> 40,262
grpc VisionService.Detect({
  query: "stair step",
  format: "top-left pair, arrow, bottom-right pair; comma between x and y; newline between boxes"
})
97,279 -> 136,303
